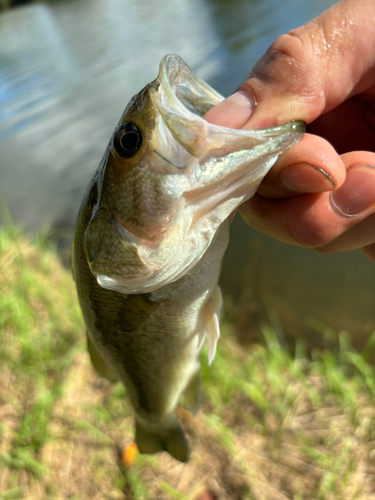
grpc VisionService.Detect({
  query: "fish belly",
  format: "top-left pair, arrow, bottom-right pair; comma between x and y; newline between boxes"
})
88,220 -> 229,461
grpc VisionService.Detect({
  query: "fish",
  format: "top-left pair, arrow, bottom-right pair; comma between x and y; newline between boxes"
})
72,54 -> 304,462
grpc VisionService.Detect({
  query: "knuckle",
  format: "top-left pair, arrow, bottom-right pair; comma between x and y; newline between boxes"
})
249,33 -> 304,84
246,29 -> 326,116
269,32 -> 306,63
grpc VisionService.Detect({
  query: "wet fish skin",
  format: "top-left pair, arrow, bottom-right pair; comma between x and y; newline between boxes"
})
73,55 -> 304,462
73,175 -> 227,461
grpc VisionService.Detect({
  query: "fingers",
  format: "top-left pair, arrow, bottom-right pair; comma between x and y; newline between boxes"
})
313,152 -> 375,252
203,0 -> 375,259
205,0 -> 375,130
316,213 -> 375,254
238,152 -> 375,248
257,134 -> 346,198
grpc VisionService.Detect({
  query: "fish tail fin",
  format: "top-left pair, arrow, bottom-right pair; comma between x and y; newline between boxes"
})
86,333 -> 119,382
135,417 -> 189,462
180,369 -> 202,416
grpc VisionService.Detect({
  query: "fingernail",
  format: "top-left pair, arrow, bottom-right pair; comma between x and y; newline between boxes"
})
278,163 -> 335,193
204,90 -> 255,128
331,164 -> 375,217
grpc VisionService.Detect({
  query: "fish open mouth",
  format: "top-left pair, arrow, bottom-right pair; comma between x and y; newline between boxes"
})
94,55 -> 305,295
151,55 -> 305,159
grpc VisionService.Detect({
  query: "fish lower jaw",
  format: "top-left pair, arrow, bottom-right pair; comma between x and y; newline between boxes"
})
92,252 -> 189,294
95,272 -> 151,294
92,228 -> 218,294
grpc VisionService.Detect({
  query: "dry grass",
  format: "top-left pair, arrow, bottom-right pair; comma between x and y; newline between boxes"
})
1,227 -> 375,499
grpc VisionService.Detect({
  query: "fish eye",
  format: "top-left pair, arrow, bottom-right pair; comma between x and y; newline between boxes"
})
113,122 -> 143,158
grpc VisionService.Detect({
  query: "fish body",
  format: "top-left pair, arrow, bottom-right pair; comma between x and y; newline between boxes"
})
73,55 -> 304,461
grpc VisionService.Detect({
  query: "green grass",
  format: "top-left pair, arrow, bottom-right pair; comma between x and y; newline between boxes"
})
1,226 -> 375,499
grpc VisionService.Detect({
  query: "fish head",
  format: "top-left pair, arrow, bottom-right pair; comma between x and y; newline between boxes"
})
82,55 -> 305,294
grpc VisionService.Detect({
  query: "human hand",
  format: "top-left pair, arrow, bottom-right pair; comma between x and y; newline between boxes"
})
204,0 -> 375,260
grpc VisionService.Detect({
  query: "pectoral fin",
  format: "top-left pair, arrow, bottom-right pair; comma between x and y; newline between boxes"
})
86,333 -> 119,382
180,370 -> 202,416
203,286 -> 223,365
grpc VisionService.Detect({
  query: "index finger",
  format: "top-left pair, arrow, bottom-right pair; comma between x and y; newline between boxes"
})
205,0 -> 375,130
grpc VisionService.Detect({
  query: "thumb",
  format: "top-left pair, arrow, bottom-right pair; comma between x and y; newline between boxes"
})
205,0 -> 375,130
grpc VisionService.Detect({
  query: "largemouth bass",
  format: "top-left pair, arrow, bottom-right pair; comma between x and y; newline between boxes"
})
73,54 -> 304,462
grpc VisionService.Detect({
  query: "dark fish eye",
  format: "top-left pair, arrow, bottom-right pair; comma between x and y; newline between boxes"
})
113,122 -> 143,158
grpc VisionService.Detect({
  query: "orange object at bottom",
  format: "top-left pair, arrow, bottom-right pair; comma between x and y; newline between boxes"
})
122,442 -> 138,467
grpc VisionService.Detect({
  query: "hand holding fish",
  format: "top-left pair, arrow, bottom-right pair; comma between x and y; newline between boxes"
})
205,0 -> 375,260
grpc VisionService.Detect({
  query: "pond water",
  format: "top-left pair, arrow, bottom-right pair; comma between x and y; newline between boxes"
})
1,0 -> 374,350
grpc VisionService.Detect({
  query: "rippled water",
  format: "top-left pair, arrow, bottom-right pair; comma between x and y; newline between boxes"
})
2,0 -> 374,348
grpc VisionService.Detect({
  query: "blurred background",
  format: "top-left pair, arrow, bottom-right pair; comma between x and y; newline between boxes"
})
3,2 -> 375,499
1,0 -> 374,351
